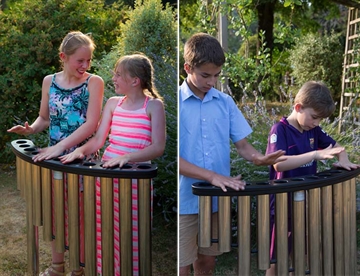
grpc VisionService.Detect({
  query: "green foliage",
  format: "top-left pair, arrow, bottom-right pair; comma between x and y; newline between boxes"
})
0,0 -> 125,162
179,0 -> 200,41
237,34 -> 257,58
225,31 -> 273,101
94,0 -> 177,221
288,31 -> 344,105
118,0 -> 176,59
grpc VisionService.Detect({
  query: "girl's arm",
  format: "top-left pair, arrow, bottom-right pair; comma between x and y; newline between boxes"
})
59,97 -> 118,163
102,98 -> 166,168
33,75 -> 104,161
7,75 -> 52,135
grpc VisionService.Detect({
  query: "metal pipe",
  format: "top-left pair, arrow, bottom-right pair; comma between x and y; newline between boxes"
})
321,185 -> 333,275
25,161 -> 39,274
308,188 -> 321,275
293,191 -> 305,275
138,178 -> 152,276
275,192 -> 288,275
198,196 -> 212,248
350,177 -> 357,275
257,194 -> 270,270
53,171 -> 65,253
119,178 -> 133,275
100,177 -> 114,275
238,196 -> 250,275
218,196 -> 231,252
19,157 -> 26,198
343,179 -> 353,275
83,175 -> 96,276
67,173 -> 80,270
41,167 -> 52,242
32,164 -> 42,226
333,182 -> 344,275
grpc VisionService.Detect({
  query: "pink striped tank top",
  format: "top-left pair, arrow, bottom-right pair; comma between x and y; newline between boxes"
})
102,96 -> 152,161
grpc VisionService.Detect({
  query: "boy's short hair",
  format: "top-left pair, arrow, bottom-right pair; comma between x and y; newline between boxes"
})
184,33 -> 225,68
295,81 -> 335,118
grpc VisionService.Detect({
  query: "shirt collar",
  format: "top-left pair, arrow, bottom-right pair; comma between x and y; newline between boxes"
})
181,79 -> 220,102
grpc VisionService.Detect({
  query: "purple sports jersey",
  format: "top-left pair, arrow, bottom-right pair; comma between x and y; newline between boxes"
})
266,116 -> 336,180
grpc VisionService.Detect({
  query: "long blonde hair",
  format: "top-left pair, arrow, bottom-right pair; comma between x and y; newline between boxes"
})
115,53 -> 163,100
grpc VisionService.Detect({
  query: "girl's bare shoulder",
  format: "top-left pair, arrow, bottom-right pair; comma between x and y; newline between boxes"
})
147,97 -> 164,108
88,74 -> 104,84
42,74 -> 55,88
106,96 -> 122,106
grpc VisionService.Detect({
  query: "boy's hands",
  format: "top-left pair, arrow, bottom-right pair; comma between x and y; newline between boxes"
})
209,173 -> 246,192
313,144 -> 360,171
252,149 -> 286,166
314,144 -> 344,160
332,160 -> 360,170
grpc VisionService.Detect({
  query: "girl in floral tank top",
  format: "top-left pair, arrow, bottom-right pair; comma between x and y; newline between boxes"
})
8,31 -> 104,276
49,73 -> 92,152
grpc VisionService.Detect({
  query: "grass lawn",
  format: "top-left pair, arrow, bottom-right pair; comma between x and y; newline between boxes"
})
0,164 -> 176,275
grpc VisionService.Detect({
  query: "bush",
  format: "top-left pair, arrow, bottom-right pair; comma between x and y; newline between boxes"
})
288,31 -> 344,107
0,0 -> 125,162
94,0 -> 177,221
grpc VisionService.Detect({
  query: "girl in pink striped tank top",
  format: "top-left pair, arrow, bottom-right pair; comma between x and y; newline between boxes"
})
60,53 -> 166,275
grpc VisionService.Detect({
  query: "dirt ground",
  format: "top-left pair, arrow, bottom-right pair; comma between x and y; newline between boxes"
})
0,167 -> 177,275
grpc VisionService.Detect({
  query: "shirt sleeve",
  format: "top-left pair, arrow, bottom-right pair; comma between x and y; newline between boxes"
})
266,122 -> 287,155
316,127 -> 336,149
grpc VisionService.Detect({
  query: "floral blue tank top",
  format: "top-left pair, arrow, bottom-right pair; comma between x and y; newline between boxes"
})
48,74 -> 92,154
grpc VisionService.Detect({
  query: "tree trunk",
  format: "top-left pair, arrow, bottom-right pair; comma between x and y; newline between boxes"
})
1,0 -> 7,10
256,0 -> 276,63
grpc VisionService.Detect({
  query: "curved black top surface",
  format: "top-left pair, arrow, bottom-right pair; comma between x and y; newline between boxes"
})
192,167 -> 360,196
11,139 -> 157,179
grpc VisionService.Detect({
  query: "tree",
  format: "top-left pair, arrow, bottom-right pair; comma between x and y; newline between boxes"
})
289,31 -> 344,107
244,0 -> 359,63
255,0 -> 276,62
0,0 -> 125,162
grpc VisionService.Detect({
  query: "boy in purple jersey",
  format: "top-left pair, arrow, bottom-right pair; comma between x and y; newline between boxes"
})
265,81 -> 359,275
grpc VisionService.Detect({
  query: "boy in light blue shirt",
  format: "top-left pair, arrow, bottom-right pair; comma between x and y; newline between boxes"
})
179,32 -> 285,275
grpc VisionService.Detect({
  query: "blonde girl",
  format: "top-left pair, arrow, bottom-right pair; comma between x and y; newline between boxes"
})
8,31 -> 104,276
60,53 -> 166,275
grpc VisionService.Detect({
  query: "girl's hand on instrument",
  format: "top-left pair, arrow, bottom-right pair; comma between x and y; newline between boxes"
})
102,155 -> 130,168
59,149 -> 85,164
7,122 -> 34,135
32,144 -> 66,162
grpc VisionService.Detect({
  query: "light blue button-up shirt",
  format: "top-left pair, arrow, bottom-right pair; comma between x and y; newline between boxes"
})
179,80 -> 253,214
